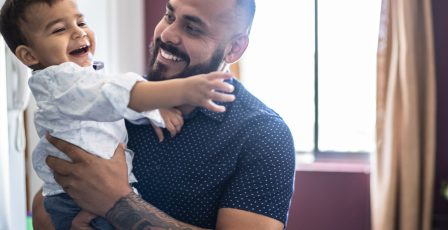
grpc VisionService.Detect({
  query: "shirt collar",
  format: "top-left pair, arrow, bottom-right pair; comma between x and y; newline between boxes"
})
185,78 -> 237,123
183,100 -> 231,122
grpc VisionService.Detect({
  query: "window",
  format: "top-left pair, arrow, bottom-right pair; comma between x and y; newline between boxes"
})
240,0 -> 381,155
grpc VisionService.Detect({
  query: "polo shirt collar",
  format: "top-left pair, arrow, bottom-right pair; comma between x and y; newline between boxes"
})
183,100 -> 231,122
185,78 -> 237,123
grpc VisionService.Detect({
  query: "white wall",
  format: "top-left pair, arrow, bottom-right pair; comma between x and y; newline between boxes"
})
0,35 -> 12,230
0,39 -> 29,230
106,0 -> 145,75
77,0 -> 145,74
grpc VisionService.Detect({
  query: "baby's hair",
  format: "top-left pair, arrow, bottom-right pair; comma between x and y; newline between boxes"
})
0,0 -> 60,53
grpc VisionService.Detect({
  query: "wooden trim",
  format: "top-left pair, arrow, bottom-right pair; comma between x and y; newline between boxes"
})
229,63 -> 240,80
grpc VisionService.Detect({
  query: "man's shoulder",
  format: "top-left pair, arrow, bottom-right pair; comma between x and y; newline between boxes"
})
230,80 -> 293,141
231,80 -> 283,121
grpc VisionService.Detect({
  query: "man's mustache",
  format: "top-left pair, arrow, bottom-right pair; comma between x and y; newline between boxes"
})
155,38 -> 190,65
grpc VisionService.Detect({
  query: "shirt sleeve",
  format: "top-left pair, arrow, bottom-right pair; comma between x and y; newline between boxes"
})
125,109 -> 165,127
36,62 -> 144,122
219,115 -> 296,225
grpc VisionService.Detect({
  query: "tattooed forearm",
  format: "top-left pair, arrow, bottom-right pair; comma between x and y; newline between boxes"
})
105,192 -> 209,230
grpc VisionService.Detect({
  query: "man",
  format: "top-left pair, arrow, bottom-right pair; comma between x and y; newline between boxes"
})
34,0 -> 296,229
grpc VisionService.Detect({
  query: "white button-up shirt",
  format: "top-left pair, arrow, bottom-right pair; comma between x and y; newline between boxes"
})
29,62 -> 164,196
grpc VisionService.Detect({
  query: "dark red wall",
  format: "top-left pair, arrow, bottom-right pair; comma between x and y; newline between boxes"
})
144,0 -> 167,73
286,164 -> 371,230
432,0 -> 448,228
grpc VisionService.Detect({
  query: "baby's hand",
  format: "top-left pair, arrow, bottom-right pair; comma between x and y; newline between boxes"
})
183,72 -> 235,112
151,108 -> 184,142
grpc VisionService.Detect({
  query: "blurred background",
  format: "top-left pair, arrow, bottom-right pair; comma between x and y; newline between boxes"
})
1,0 -> 448,229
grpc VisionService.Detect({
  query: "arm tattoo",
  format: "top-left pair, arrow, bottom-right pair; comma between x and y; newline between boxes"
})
105,192 -> 209,230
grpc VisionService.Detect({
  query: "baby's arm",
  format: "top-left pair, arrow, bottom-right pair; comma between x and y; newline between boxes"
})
33,63 -> 148,122
33,64 -> 233,122
128,72 -> 235,113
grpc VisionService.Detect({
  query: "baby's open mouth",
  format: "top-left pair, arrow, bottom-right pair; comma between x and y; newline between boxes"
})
69,45 -> 89,56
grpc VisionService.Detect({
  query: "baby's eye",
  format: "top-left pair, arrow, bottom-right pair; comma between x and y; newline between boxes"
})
52,28 -> 66,34
78,22 -> 87,27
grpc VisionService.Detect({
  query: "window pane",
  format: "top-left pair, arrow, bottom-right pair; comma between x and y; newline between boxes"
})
318,0 -> 381,152
240,0 -> 315,152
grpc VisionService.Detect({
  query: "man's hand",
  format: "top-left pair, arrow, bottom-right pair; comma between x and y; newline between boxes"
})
70,210 -> 96,230
46,135 -> 132,216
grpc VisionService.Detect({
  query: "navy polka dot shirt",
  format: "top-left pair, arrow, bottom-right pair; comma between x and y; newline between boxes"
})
126,79 -> 296,228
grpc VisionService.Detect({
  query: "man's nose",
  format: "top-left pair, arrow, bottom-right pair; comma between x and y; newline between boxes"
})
160,25 -> 181,45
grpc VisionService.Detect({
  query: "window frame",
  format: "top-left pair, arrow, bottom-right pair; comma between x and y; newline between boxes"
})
306,0 -> 373,164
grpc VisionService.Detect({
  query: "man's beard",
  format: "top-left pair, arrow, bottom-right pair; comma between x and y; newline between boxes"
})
147,38 -> 225,81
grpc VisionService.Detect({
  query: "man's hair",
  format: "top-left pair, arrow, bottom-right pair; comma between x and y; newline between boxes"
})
235,0 -> 256,34
0,0 -> 59,53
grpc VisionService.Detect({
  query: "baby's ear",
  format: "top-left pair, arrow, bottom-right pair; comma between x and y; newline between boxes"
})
15,45 -> 39,67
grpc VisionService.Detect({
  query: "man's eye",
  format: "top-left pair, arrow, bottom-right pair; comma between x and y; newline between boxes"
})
186,25 -> 201,35
52,28 -> 66,34
165,13 -> 175,23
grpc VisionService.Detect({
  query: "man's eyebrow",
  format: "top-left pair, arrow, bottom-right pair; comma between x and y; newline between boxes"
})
167,2 -> 174,12
166,2 -> 206,28
183,15 -> 206,27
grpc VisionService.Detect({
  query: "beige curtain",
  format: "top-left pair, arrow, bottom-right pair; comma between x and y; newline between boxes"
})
371,0 -> 436,229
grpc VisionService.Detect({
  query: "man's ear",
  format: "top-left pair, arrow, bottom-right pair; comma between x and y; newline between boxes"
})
15,45 -> 39,67
224,35 -> 249,64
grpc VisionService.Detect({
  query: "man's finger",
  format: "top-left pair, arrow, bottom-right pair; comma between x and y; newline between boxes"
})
111,144 -> 126,162
46,156 -> 74,176
71,211 -> 96,230
52,172 -> 72,191
46,134 -> 88,162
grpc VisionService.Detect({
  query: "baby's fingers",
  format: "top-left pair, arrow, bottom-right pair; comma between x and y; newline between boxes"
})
210,80 -> 235,93
203,101 -> 227,113
206,72 -> 234,81
210,91 -> 235,103
200,90 -> 235,112
151,123 -> 164,142
165,121 -> 178,137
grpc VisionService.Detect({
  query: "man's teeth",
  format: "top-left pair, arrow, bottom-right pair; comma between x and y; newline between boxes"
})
161,49 -> 182,62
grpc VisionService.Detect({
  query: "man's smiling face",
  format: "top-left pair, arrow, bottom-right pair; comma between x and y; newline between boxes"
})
147,0 -> 239,80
